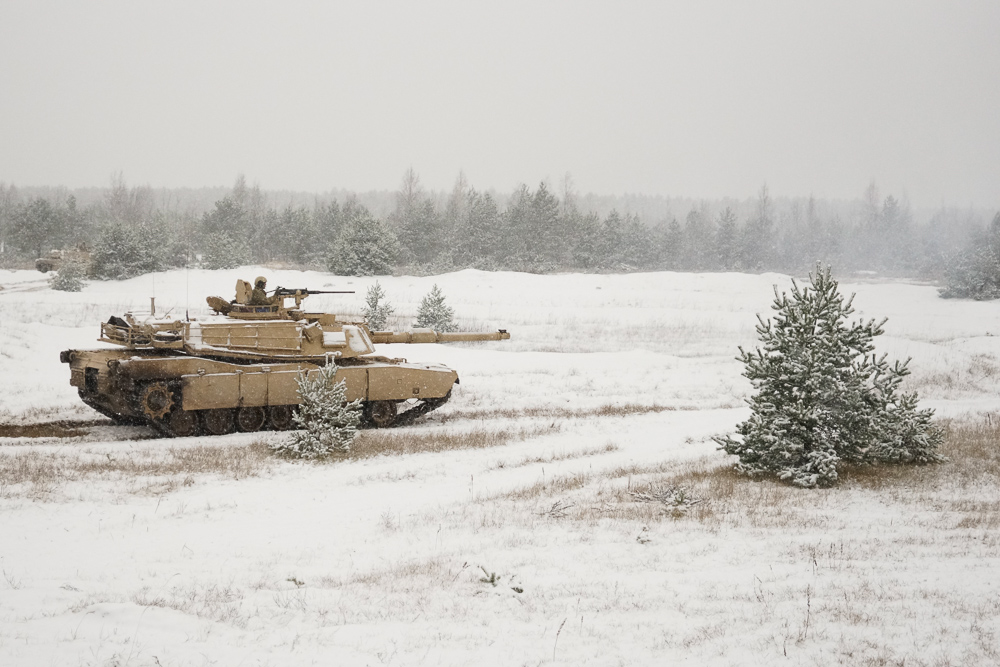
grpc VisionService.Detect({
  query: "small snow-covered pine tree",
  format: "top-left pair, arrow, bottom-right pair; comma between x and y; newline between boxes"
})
271,362 -> 361,459
715,266 -> 943,488
363,281 -> 394,331
49,260 -> 85,292
415,283 -> 455,332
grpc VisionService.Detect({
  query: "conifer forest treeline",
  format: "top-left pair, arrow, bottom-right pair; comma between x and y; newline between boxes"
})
0,172 -> 994,291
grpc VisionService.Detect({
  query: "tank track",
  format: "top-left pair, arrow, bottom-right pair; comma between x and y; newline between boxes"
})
84,394 -> 453,438
391,392 -> 452,428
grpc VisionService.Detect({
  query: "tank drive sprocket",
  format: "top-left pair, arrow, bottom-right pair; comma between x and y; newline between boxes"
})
139,382 -> 175,421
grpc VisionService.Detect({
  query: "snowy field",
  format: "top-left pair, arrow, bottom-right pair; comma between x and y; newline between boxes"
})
1,267 -> 999,666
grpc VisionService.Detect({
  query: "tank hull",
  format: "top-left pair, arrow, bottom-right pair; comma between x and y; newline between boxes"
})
62,348 -> 458,437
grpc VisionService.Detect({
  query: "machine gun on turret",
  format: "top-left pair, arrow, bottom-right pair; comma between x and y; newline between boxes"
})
205,283 -> 355,319
270,287 -> 355,309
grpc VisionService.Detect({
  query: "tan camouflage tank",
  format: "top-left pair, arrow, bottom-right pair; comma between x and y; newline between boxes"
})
60,281 -> 509,437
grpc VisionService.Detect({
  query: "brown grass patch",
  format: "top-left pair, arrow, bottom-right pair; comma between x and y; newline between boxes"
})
0,419 -> 104,438
489,442 -> 619,470
486,415 -> 1000,532
501,471 -> 592,501
442,403 -> 692,422
0,441 -> 272,499
345,424 -> 559,460
839,418 -> 1000,491
320,558 -> 451,589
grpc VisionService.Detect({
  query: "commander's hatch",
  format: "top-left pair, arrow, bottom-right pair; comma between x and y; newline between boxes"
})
234,279 -> 252,304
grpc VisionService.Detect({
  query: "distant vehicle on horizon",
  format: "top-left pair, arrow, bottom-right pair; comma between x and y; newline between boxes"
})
35,245 -> 90,273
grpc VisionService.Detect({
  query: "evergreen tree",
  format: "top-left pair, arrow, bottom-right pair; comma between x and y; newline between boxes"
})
201,195 -> 253,268
740,185 -> 776,271
502,185 -> 534,270
315,199 -> 343,241
621,213 -> 654,270
681,207 -> 715,271
455,189 -> 502,269
715,207 -> 741,270
531,182 -> 565,269
415,284 -> 456,332
392,169 -> 443,266
49,260 -> 86,292
202,231 -> 249,270
89,221 -> 163,280
443,171 -> 470,243
273,205 -> 320,265
271,363 -> 361,459
659,217 -> 683,270
363,281 -> 394,331
715,266 -> 943,488
10,197 -> 67,259
597,210 -> 624,270
0,183 -> 18,263
327,205 -> 400,276
568,211 -> 602,270
940,212 -> 1000,299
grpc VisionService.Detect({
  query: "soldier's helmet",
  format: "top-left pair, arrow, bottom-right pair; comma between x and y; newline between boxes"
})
255,276 -> 267,288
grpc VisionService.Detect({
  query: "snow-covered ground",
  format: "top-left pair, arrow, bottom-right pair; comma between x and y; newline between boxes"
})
1,267 -> 999,666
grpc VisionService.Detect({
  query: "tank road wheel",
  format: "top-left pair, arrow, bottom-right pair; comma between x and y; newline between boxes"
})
202,408 -> 236,436
365,400 -> 398,428
164,409 -> 200,438
268,405 -> 295,431
236,406 -> 266,433
139,382 -> 174,421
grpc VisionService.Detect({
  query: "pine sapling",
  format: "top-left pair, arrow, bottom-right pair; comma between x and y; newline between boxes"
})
363,281 -> 394,331
715,265 -> 943,488
415,283 -> 456,332
271,361 -> 361,459
49,260 -> 86,292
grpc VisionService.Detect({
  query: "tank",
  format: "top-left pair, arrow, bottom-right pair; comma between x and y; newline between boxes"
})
59,283 -> 509,437
36,246 -> 90,273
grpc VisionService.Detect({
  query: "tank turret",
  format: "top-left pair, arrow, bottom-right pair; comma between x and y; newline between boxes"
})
60,285 -> 509,437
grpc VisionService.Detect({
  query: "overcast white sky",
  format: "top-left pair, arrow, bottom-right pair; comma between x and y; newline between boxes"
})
1,1 -> 998,208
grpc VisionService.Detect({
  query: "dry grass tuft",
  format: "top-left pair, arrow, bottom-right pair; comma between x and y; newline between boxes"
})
442,403 -> 690,422
0,441 -> 272,500
320,558 -> 451,589
486,415 -> 1000,532
132,583 -> 249,628
0,420 -> 101,438
345,424 -> 559,460
840,417 -> 1000,491
488,442 -> 618,470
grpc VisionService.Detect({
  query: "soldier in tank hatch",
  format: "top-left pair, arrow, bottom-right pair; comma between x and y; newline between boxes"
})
248,276 -> 279,306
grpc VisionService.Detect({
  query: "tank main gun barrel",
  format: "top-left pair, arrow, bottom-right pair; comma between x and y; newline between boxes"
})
369,329 -> 510,344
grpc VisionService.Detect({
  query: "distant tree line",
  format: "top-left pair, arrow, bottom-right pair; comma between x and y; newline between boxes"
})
939,212 -> 1000,300
0,172 -> 993,286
